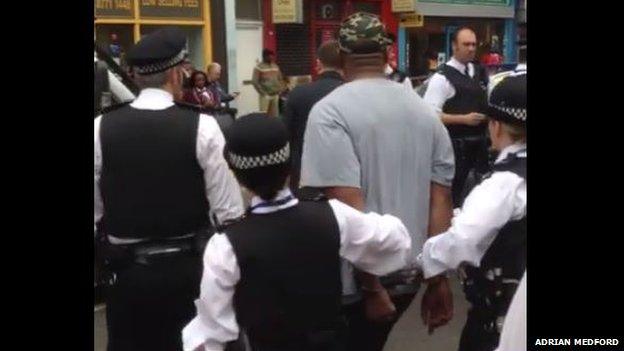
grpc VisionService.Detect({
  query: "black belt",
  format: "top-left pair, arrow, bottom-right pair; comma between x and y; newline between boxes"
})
96,229 -> 213,271
128,239 -> 197,265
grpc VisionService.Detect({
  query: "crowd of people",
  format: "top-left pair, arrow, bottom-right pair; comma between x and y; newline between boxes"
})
95,12 -> 526,351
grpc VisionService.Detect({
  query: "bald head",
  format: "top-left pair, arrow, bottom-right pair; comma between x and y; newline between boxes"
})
207,62 -> 222,82
452,28 -> 477,64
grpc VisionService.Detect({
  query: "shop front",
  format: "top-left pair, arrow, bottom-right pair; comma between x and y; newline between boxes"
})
396,0 -> 517,80
94,0 -> 213,72
262,0 -> 399,79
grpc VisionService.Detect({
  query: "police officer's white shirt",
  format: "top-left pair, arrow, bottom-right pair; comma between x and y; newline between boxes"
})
385,64 -> 414,92
182,188 -> 413,351
495,271 -> 527,351
94,88 -> 245,243
417,142 -> 527,278
423,57 -> 476,114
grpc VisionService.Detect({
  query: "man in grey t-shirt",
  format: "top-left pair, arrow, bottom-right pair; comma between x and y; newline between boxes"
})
300,12 -> 456,351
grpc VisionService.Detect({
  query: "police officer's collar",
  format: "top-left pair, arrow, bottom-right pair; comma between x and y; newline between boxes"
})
130,88 -> 175,111
448,57 -> 471,73
495,143 -> 527,164
249,188 -> 299,214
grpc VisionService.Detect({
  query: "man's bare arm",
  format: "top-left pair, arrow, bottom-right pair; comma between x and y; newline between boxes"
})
440,112 -> 486,126
421,182 -> 454,333
428,182 -> 453,237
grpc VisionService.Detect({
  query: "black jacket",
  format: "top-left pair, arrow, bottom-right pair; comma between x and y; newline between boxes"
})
283,71 -> 344,189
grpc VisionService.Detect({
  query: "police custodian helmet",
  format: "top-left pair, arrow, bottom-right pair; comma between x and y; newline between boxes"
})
126,28 -> 188,75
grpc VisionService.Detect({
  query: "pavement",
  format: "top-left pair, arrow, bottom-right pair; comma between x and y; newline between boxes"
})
94,275 -> 468,351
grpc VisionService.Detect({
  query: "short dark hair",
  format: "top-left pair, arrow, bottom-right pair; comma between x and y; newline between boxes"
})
262,48 -> 275,62
190,70 -> 208,87
229,161 -> 290,201
452,27 -> 477,44
317,41 -> 341,69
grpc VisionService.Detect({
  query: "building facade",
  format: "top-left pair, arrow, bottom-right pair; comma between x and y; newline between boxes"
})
398,0 -> 518,78
94,0 -> 215,72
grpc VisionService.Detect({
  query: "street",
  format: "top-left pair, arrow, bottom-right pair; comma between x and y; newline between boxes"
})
94,275 -> 469,351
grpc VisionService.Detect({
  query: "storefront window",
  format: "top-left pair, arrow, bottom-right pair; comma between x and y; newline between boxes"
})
236,0 -> 262,20
405,17 -> 506,78
351,2 -> 380,15
95,24 -> 134,69
314,2 -> 342,21
140,25 -> 205,70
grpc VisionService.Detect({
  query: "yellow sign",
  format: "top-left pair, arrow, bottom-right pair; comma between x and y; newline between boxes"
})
399,13 -> 424,28
273,0 -> 303,24
392,0 -> 415,13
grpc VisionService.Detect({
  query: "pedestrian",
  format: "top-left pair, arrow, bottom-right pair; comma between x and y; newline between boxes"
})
183,70 -> 216,109
423,27 -> 491,207
252,49 -> 285,117
384,33 -> 413,91
182,113 -> 414,351
109,33 -> 123,65
283,40 -> 344,190
417,71 -> 527,351
94,28 -> 245,351
300,12 -> 456,351
206,62 -> 239,115
181,58 -> 195,89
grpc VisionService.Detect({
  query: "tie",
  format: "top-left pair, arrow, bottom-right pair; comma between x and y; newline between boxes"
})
464,65 -> 470,77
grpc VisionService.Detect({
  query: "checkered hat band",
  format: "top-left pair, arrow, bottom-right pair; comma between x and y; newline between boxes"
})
228,143 -> 290,170
135,49 -> 187,75
489,104 -> 527,122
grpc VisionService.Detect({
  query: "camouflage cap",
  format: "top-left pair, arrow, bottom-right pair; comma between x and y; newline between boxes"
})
338,12 -> 394,53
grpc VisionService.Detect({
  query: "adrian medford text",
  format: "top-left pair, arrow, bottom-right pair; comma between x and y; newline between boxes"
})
535,338 -> 620,347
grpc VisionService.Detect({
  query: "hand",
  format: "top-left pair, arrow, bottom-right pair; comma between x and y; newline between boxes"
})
421,275 -> 453,334
232,92 -> 240,98
463,113 -> 487,126
363,287 -> 397,323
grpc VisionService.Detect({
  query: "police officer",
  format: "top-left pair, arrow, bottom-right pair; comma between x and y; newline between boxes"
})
423,27 -> 490,207
417,71 -> 527,351
182,113 -> 414,351
94,28 -> 245,351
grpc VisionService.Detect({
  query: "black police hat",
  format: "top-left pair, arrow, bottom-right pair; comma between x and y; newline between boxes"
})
487,72 -> 527,126
224,113 -> 290,170
127,28 -> 188,75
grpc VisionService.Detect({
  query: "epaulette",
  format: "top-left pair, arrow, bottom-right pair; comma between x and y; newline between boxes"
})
96,101 -> 132,116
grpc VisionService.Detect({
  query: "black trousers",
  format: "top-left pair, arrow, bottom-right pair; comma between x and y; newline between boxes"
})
106,254 -> 202,351
458,306 -> 500,351
451,137 -> 490,207
342,293 -> 417,351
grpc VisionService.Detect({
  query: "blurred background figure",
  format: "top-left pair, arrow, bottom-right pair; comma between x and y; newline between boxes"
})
181,58 -> 195,90
252,49 -> 285,117
206,62 -> 239,112
108,33 -> 123,65
183,71 -> 215,109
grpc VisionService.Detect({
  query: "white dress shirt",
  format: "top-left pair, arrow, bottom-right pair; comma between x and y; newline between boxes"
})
423,57 -> 476,114
385,64 -> 414,92
94,88 -> 245,243
417,143 -> 527,278
495,271 -> 527,351
182,188 -> 413,351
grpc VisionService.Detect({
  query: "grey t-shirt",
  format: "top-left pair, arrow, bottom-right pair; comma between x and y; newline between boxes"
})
300,78 -> 454,295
